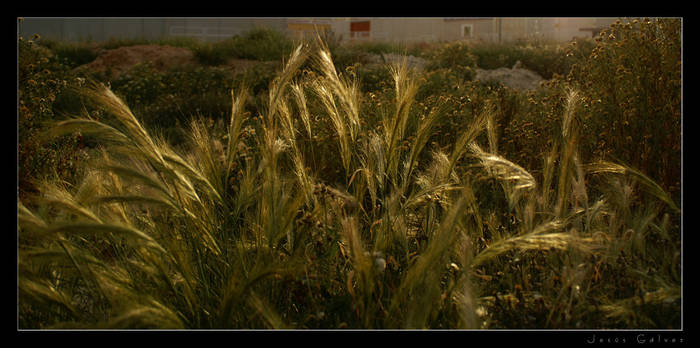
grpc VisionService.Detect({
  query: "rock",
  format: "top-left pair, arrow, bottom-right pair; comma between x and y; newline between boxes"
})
475,65 -> 544,91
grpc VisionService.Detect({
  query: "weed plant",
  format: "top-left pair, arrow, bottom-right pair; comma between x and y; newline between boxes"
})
194,28 -> 295,65
18,35 -> 89,198
18,19 -> 681,330
36,39 -> 100,69
468,38 -> 595,80
107,63 -> 238,144
566,18 -> 681,202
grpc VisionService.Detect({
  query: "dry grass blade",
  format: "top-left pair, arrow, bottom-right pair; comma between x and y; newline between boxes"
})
402,104 -> 445,187
84,82 -> 167,166
34,182 -> 104,223
276,96 -> 299,151
391,189 -> 472,328
555,88 -> 583,218
18,277 -> 79,317
540,142 -> 559,212
360,132 -> 387,197
585,161 -> 679,212
267,43 -> 308,125
159,153 -> 211,204
469,142 -> 536,211
310,77 -> 352,173
97,163 -> 176,205
340,216 -> 369,270
248,292 -> 288,329
484,101 -> 498,154
18,201 -> 48,231
385,58 -> 419,179
90,194 -> 177,210
290,83 -> 312,139
470,143 -> 536,191
448,112 -> 488,175
46,222 -> 166,254
598,287 -> 680,326
182,121 -> 234,205
187,120 -> 222,183
42,118 -> 130,145
106,299 -> 184,329
225,87 -> 249,178
312,39 -> 361,139
472,230 -> 598,268
404,183 -> 461,210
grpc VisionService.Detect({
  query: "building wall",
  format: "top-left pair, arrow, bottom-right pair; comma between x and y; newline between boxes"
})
331,17 -> 619,44
18,17 -> 289,43
18,17 -> 623,44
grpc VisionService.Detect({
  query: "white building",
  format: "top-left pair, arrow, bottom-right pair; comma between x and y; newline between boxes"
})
18,17 -> 622,44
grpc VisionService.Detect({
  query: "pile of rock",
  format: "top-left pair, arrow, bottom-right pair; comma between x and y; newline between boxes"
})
475,60 -> 545,91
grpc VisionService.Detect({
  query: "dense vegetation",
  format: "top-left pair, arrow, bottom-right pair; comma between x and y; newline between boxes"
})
18,19 -> 681,329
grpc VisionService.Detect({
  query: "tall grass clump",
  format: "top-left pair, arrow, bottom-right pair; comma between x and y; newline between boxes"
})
18,32 -> 681,329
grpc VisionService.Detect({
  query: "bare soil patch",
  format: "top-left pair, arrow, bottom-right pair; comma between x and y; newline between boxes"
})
74,44 -> 267,79
75,45 -> 197,78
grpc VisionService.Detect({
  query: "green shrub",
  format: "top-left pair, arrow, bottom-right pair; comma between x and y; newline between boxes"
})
424,42 -> 477,83
106,63 -> 237,144
566,18 -> 681,201
16,28 -> 681,330
468,39 -> 595,80
38,39 -> 99,69
101,36 -> 202,50
18,36 -> 89,197
194,28 -> 295,65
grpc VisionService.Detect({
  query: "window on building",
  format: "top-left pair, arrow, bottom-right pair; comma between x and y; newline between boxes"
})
461,24 -> 473,38
350,21 -> 370,39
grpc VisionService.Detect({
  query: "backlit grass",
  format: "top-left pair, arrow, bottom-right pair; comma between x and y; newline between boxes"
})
18,18 -> 681,329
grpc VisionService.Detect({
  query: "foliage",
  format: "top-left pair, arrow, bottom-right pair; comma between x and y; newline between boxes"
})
18,36 -> 89,198
193,28 -> 295,65
468,39 -> 595,80
100,36 -> 203,51
106,63 -> 238,145
565,18 -> 681,203
37,38 -> 100,69
17,19 -> 682,330
424,42 -> 478,82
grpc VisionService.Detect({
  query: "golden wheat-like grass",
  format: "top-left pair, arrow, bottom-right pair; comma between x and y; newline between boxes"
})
18,35 -> 680,330
585,161 -> 679,212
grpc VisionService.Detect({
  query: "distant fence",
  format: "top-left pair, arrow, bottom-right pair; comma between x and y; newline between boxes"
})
17,18 -> 289,43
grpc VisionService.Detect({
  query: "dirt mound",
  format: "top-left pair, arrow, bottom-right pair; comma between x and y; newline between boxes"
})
75,44 -> 273,79
75,45 -> 198,78
475,63 -> 544,91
